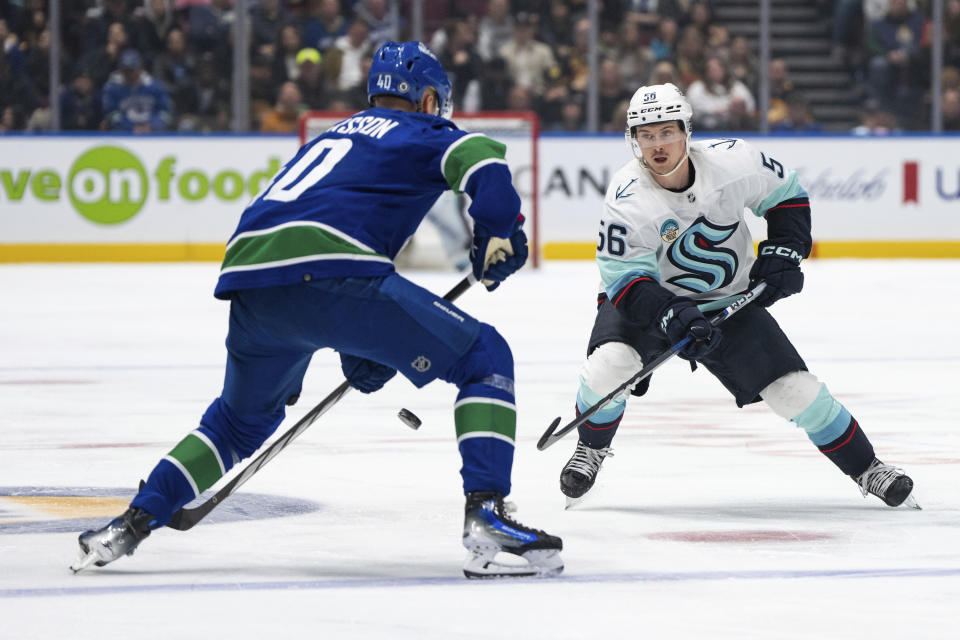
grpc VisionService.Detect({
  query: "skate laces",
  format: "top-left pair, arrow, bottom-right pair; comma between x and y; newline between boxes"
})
567,443 -> 613,478
857,459 -> 904,498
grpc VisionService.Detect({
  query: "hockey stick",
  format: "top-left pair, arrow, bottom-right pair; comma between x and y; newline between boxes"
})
536,281 -> 767,451
167,272 -> 478,531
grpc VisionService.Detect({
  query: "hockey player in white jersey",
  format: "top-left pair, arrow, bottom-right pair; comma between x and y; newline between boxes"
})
559,83 -> 918,509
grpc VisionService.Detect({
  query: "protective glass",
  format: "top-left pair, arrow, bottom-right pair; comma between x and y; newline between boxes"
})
633,127 -> 685,148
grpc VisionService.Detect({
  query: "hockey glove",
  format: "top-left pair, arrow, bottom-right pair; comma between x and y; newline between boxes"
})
749,241 -> 804,307
470,215 -> 529,291
340,353 -> 397,394
658,297 -> 722,361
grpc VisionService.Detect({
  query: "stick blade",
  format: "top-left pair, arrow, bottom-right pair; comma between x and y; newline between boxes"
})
536,417 -> 562,451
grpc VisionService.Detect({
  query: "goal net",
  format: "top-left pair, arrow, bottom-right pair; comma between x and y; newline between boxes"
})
299,111 -> 540,270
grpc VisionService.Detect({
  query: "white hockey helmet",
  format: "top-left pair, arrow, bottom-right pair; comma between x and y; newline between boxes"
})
624,83 -> 693,159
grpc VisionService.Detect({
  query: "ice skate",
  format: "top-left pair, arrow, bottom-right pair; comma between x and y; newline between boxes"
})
560,440 -> 613,508
462,491 -> 563,578
70,507 -> 156,573
855,458 -> 920,509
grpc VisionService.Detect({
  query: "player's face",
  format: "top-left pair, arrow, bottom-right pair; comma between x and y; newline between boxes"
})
635,121 -> 686,171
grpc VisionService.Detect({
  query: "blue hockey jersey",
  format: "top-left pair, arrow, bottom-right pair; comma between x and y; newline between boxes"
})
214,107 -> 521,299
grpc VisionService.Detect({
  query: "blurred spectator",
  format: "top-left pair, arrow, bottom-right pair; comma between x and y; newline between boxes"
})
538,0 -> 575,55
705,23 -> 730,60
273,23 -> 305,84
625,0 -> 666,36
0,48 -> 37,131
649,16 -> 677,62
260,80 -> 303,133
598,57 -> 631,128
25,26 -> 60,99
302,0 -> 349,53
686,55 -> 756,131
866,0 -> 924,117
82,0 -> 135,55
153,28 -> 196,119
355,0 -> 402,50
558,91 -> 585,132
101,49 -> 173,132
674,25 -> 705,87
60,69 -> 102,130
604,96 -> 630,133
766,57 -> 794,125
942,87 -> 960,131
499,11 -> 556,96
0,18 -> 25,72
439,19 -> 483,112
77,21 -> 130,89
688,1 -> 712,38
295,47 -> 328,109
187,0 -> 234,54
19,1 -> 47,51
851,98 -> 902,135
770,92 -> 821,133
728,36 -> 758,95
616,19 -> 653,89
477,0 -> 513,61
506,83 -> 534,111
946,0 -> 960,68
132,0 -> 175,68
251,0 -> 290,60
478,55 -> 511,110
648,59 -> 683,88
326,18 -> 371,95
177,52 -> 231,132
831,0 -> 864,67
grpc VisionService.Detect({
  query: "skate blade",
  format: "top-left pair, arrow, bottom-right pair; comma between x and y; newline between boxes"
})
901,492 -> 921,510
70,546 -> 100,574
564,495 -> 584,510
462,548 -> 563,579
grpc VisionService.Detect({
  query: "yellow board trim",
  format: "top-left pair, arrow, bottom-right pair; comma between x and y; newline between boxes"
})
0,244 -> 226,262
3,241 -> 960,263
542,241 -> 960,261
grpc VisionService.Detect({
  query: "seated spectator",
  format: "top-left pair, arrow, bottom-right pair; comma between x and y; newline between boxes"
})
77,21 -> 130,89
176,52 -> 231,132
943,88 -> 960,131
440,19 -> 483,112
251,0 -> 289,61
539,0 -> 575,56
132,0 -> 175,69
295,47 -> 328,109
499,11 -> 556,97
153,28 -> 196,120
355,0 -> 402,50
302,0 -> 349,53
187,0 -> 234,54
674,25 -> 705,87
831,0 -> 864,67
770,92 -> 822,133
705,24 -> 730,60
728,36 -> 758,95
326,18 -> 371,95
616,19 -> 653,89
477,0 -> 513,62
60,68 -> 102,131
766,57 -> 794,126
101,49 -> 172,132
686,55 -> 756,131
0,48 -> 37,132
81,0 -> 134,56
648,59 -> 683,88
260,81 -> 303,133
478,56 -> 511,110
867,0 -> 924,118
272,24 -> 305,85
649,17 -> 678,62
599,57 -> 631,128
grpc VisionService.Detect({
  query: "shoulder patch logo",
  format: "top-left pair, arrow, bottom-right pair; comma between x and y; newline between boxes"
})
660,219 -> 680,243
412,356 -> 431,372
616,178 -> 638,200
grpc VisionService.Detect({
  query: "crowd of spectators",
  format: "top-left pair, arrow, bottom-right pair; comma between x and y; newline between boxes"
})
0,0 -> 957,134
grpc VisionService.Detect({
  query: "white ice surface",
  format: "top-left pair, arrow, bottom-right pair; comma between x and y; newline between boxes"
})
1,260 -> 959,639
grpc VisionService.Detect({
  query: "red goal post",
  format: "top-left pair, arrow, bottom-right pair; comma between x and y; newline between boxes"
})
298,110 -> 540,268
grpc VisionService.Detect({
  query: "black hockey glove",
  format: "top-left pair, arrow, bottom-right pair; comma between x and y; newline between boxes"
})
470,215 -> 528,291
340,353 -> 397,394
749,241 -> 805,307
658,297 -> 722,361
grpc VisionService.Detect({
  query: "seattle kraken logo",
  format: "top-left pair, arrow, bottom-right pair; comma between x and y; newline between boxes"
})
666,217 -> 739,293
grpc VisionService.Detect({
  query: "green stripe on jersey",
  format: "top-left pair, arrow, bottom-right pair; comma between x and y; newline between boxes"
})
166,432 -> 224,495
442,135 -> 507,193
454,401 -> 516,443
221,223 -> 386,273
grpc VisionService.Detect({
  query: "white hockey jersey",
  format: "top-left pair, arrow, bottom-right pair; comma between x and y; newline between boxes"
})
598,138 -> 808,304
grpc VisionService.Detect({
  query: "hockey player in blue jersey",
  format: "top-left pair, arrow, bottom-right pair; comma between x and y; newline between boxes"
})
557,83 -> 918,511
71,41 -> 563,579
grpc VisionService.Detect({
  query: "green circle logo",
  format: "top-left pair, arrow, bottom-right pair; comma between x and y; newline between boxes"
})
68,146 -> 148,224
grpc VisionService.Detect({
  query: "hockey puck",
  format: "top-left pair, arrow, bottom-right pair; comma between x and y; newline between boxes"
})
398,408 -> 422,430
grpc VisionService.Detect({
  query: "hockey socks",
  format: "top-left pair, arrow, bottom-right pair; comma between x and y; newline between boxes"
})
818,417 -> 875,478
455,386 -> 516,497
